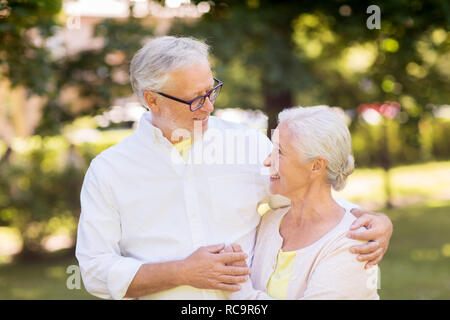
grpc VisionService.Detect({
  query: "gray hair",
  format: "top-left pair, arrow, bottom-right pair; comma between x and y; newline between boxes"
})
130,36 -> 210,106
278,105 -> 355,191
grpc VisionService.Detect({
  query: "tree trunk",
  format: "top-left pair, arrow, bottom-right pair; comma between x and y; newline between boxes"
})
381,120 -> 393,208
0,146 -> 12,165
264,89 -> 293,138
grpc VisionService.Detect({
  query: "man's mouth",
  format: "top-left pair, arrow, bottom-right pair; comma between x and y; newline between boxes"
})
193,116 -> 209,122
270,174 -> 280,180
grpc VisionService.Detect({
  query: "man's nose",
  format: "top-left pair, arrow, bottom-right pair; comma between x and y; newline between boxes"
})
199,96 -> 214,113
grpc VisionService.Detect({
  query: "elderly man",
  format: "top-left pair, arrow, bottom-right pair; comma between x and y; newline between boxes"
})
75,36 -> 393,300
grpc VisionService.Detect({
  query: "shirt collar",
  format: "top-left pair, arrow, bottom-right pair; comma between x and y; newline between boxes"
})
136,111 -> 171,148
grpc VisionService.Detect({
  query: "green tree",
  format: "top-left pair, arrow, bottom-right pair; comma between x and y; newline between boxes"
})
171,0 -> 448,208
36,16 -> 154,135
172,0 -> 449,135
0,0 -> 62,95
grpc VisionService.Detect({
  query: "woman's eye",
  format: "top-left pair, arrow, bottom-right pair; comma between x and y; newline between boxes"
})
278,149 -> 283,155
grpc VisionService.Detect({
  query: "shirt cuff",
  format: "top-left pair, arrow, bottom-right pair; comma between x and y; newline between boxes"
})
106,257 -> 144,300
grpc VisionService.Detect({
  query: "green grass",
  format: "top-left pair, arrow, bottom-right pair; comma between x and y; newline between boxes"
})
377,201 -> 450,299
0,253 -> 97,300
334,161 -> 450,209
0,202 -> 449,299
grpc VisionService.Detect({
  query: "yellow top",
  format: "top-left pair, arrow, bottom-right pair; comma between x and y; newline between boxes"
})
266,215 -> 297,299
173,138 -> 193,163
266,248 -> 297,299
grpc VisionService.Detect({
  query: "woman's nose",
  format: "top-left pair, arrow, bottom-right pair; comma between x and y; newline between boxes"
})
263,154 -> 271,167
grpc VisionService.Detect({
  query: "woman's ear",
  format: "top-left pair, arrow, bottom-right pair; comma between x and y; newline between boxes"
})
312,157 -> 327,173
144,91 -> 159,113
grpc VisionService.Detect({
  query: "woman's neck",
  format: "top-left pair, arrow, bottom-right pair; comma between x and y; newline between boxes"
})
287,183 -> 345,228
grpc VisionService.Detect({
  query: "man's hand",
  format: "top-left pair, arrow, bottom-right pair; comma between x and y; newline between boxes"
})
224,244 -> 248,268
347,208 -> 393,269
180,244 -> 250,292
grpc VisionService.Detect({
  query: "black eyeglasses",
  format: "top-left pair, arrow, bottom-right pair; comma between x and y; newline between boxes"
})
155,77 -> 223,112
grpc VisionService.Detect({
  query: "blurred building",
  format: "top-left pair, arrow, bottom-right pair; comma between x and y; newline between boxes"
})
0,0 -> 214,144
57,0 -> 266,133
0,0 -> 271,143
59,0 -> 212,56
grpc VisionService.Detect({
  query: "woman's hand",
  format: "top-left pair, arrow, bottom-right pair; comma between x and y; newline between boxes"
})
347,208 -> 393,269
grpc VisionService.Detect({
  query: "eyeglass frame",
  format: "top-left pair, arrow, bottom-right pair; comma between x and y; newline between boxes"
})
153,77 -> 223,112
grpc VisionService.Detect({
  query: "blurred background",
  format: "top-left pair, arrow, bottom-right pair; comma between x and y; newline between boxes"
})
0,0 -> 449,299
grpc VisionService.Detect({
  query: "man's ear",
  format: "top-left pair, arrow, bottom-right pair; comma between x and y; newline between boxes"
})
144,91 -> 159,113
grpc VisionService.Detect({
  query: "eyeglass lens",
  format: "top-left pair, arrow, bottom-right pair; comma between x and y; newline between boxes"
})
191,84 -> 222,111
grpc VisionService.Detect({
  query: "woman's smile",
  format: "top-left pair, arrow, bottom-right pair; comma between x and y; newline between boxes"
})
270,174 -> 280,182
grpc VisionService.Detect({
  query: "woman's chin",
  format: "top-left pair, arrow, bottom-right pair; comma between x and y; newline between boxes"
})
269,183 -> 290,198
269,185 -> 280,195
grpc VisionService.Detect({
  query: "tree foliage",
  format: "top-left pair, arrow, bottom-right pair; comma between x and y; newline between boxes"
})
172,0 -> 450,131
0,0 -> 62,94
36,16 -> 154,135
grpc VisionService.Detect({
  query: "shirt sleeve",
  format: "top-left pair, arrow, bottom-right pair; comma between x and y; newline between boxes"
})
300,236 -> 380,300
75,158 -> 144,300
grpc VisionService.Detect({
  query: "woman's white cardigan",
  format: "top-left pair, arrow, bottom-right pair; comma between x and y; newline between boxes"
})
230,199 -> 380,300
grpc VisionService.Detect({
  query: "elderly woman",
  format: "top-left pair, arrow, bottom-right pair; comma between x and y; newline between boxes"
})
229,106 -> 379,300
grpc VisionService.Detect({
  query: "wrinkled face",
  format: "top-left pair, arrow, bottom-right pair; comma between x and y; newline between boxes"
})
149,61 -> 215,137
264,122 -> 315,198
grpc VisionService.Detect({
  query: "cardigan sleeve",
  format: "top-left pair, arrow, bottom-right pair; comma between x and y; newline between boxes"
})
229,278 -> 276,300
299,234 -> 380,300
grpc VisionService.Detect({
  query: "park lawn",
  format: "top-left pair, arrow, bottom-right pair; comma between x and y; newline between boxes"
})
333,161 -> 450,210
376,201 -> 450,299
0,201 -> 449,300
0,252 -> 97,300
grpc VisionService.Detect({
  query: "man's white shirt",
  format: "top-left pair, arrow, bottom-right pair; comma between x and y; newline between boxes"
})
75,112 -> 278,300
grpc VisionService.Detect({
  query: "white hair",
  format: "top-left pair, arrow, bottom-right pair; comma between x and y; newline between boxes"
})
278,105 -> 355,191
130,36 -> 210,106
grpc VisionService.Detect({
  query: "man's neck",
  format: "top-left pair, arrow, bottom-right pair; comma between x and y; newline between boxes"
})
150,118 -> 192,145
